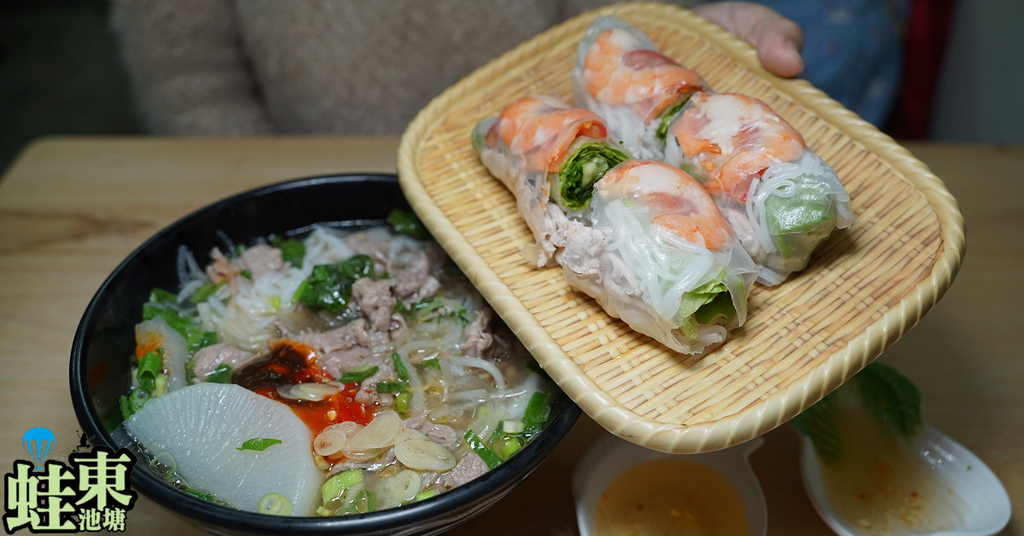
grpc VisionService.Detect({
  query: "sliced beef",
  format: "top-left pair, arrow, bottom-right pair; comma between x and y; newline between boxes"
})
344,233 -> 391,273
328,449 -> 398,475
237,244 -> 287,280
355,364 -> 397,407
205,247 -> 234,283
191,343 -> 258,381
391,250 -> 440,303
351,278 -> 398,332
440,451 -> 490,490
204,244 -> 286,283
459,309 -> 493,358
293,319 -> 394,379
403,413 -> 459,451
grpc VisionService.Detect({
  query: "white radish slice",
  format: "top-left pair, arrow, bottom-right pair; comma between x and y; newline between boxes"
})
393,428 -> 456,471
124,383 -> 322,515
135,315 -> 190,392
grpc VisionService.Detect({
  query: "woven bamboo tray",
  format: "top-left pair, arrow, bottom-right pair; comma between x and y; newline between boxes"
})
397,2 -> 965,453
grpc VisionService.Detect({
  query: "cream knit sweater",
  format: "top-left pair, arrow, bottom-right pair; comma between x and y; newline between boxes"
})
110,0 -> 700,135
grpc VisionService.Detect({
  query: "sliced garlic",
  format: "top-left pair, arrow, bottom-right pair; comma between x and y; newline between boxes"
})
393,428 -> 456,471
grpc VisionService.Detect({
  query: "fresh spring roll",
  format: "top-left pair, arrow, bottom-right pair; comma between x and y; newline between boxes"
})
472,94 -> 629,266
664,92 -> 854,285
572,16 -> 707,160
558,160 -> 758,355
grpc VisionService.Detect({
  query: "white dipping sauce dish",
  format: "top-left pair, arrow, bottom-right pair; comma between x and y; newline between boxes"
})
572,433 -> 766,536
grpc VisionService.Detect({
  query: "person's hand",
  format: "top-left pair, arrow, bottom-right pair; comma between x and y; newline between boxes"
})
693,1 -> 804,78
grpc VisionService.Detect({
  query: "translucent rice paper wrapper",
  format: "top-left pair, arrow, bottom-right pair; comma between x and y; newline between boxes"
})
664,93 -> 854,285
472,95 -> 626,267
572,16 -> 706,161
558,161 -> 757,355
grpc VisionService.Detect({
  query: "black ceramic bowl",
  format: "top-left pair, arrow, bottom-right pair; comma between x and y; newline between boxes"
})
70,174 -> 581,536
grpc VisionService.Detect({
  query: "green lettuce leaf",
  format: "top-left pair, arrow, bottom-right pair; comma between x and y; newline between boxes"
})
556,142 -> 629,210
676,277 -> 736,338
764,178 -> 839,262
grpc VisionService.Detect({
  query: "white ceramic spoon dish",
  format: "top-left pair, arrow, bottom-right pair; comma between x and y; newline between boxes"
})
573,433 -> 766,536
800,423 -> 1010,536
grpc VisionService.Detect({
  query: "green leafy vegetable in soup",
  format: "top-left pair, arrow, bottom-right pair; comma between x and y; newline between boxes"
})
386,209 -> 431,241
293,255 -> 375,313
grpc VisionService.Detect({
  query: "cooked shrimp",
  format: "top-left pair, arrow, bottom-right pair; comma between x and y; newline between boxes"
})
595,160 -> 732,250
670,92 -> 806,201
581,27 -> 706,122
494,94 -> 608,172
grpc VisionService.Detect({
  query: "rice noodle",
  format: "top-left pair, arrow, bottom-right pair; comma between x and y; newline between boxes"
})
175,245 -> 207,286
301,227 -> 353,271
447,356 -> 506,390
449,389 -> 489,403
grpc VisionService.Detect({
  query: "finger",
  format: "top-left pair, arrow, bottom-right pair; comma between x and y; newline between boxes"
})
694,2 -> 805,78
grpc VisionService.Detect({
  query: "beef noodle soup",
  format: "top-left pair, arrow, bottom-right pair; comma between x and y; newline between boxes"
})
116,212 -> 554,516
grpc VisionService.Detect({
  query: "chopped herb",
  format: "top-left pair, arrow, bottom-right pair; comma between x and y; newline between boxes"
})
189,281 -> 225,305
414,490 -> 436,502
206,363 -> 233,384
396,296 -> 473,325
340,365 -> 379,384
322,469 -> 363,504
495,434 -> 525,460
394,296 -> 443,318
237,438 -> 283,452
118,395 -> 134,421
522,392 -> 551,437
119,389 -> 152,420
149,288 -> 178,305
351,489 -> 377,513
464,429 -> 502,470
240,269 -> 252,280
258,492 -> 293,516
375,381 -> 405,393
394,391 -> 411,414
421,358 -> 441,371
392,353 -> 409,382
137,350 -> 164,392
183,488 -> 218,502
143,289 -> 218,354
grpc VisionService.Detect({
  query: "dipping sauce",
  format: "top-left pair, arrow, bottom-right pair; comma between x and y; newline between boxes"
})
593,458 -> 747,536
819,409 -> 963,535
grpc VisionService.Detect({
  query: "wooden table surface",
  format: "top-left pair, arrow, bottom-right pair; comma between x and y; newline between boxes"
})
1,137 -> 1020,535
